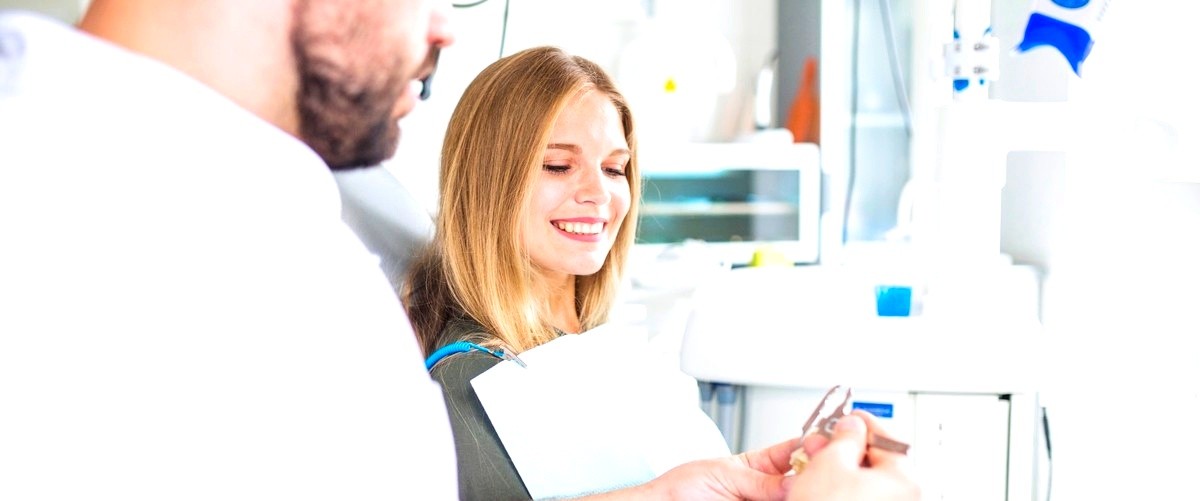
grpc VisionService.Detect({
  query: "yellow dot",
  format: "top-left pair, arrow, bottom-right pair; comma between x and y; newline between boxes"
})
664,78 -> 677,93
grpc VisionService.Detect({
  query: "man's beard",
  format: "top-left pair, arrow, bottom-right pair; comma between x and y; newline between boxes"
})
290,19 -> 403,170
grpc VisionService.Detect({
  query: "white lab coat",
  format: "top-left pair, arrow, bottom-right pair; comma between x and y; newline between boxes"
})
0,12 -> 457,499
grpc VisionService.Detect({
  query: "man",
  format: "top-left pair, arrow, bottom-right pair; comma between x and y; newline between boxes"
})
0,1 -> 916,499
2,1 -> 456,498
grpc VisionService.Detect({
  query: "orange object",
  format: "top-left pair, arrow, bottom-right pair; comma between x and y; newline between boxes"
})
786,57 -> 820,144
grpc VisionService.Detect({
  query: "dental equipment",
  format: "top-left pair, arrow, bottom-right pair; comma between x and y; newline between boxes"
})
789,385 -> 911,474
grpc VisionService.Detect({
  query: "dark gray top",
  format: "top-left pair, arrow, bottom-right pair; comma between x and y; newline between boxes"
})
429,321 -> 531,501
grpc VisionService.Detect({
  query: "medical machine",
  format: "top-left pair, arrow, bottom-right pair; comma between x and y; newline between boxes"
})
634,141 -> 822,266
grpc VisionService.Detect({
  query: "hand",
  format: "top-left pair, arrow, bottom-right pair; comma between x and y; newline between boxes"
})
787,410 -> 920,501
597,436 -> 802,501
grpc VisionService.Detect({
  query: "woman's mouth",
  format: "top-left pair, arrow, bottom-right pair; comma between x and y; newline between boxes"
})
553,221 -> 604,235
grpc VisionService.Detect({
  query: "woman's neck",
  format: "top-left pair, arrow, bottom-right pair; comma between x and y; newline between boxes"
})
538,271 -> 581,334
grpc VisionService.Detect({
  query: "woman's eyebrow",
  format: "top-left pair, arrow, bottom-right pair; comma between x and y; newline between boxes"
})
546,143 -> 581,153
545,144 -> 630,158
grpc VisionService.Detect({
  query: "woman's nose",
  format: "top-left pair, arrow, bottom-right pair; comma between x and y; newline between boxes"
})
574,167 -> 611,205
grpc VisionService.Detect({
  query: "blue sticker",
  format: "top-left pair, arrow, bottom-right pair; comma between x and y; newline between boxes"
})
852,401 -> 895,419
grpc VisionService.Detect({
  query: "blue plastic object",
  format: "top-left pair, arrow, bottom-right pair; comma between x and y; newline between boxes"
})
1016,0 -> 1109,76
1017,13 -> 1094,75
425,341 -> 526,371
874,285 -> 913,317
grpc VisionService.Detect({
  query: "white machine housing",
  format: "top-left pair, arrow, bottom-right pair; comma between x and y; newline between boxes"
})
680,264 -> 1045,501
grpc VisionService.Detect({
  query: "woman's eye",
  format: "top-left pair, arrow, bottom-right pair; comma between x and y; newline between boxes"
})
543,164 -> 570,173
604,167 -> 627,177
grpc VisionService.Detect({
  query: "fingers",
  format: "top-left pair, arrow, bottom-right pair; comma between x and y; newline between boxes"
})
741,435 -> 806,475
854,409 -> 890,436
815,413 -> 869,468
800,431 -> 830,458
853,410 -> 909,468
721,466 -> 792,501
865,442 -> 907,469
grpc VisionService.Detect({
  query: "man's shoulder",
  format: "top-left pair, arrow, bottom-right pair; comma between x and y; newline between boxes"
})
0,10 -> 69,36
1,11 -> 87,99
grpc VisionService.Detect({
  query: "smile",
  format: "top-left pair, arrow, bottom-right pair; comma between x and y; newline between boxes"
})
553,221 -> 604,235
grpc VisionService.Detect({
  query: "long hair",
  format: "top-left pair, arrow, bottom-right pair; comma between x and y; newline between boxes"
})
404,46 -> 641,356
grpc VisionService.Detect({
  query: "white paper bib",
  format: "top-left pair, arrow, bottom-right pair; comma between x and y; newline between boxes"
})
471,324 -> 730,500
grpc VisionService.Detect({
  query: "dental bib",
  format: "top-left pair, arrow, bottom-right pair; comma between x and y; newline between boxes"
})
471,323 -> 730,500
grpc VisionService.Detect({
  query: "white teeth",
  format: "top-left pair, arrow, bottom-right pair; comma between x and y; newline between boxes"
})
555,222 -> 603,235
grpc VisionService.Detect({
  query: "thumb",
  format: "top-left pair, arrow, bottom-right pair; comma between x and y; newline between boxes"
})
815,415 -> 868,467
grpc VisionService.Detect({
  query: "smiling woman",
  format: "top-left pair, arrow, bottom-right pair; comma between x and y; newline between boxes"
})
404,46 -> 641,358
401,45 -> 645,499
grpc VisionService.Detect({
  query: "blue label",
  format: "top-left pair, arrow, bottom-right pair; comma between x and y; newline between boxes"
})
852,401 -> 895,419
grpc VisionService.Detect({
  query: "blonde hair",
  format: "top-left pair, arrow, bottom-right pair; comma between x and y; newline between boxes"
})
404,46 -> 641,356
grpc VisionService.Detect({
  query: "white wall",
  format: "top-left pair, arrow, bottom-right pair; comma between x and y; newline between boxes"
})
0,0 -> 87,23
386,0 -> 778,216
993,1 -> 1200,499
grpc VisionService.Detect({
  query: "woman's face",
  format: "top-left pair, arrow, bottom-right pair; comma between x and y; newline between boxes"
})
522,90 -> 631,282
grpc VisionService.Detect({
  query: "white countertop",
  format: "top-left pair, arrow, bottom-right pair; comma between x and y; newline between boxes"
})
674,264 -> 1044,394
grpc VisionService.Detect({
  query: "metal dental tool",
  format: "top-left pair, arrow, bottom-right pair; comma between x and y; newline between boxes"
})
790,385 -> 911,474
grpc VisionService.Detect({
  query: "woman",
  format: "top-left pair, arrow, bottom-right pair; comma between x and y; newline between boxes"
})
403,46 -> 919,501
406,47 -> 638,356
403,45 -> 642,499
